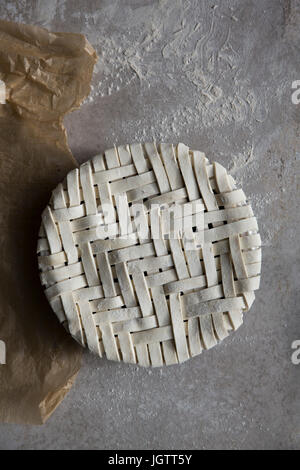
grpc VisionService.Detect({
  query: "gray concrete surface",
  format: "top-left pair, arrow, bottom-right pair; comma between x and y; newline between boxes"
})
0,0 -> 299,450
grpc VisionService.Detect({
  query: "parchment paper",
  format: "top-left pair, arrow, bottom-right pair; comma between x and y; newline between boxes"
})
0,20 -> 97,424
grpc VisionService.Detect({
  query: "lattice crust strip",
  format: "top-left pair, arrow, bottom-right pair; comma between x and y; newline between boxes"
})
37,142 -> 261,367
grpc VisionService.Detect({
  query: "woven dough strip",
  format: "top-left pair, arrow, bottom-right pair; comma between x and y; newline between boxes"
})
37,142 -> 261,367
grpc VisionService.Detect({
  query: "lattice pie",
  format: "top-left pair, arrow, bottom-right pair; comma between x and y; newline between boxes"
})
37,143 -> 261,367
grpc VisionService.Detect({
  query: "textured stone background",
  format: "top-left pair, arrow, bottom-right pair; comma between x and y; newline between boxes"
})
0,0 -> 299,450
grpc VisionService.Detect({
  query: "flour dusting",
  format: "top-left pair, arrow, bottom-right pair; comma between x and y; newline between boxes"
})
1,0 -> 297,250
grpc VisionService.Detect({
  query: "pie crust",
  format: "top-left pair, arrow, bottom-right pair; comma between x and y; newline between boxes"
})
37,143 -> 261,367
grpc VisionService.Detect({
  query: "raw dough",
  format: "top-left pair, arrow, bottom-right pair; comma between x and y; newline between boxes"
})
37,143 -> 261,367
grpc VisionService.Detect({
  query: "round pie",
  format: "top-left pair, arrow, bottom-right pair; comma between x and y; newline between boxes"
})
37,142 -> 261,367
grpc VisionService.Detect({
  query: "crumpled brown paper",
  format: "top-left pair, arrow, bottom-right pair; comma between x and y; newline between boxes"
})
0,20 -> 97,424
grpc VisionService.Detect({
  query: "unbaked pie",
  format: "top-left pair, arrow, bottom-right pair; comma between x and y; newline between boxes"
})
37,143 -> 261,366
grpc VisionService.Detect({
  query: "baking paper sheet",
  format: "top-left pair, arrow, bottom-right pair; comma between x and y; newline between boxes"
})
0,19 -> 97,424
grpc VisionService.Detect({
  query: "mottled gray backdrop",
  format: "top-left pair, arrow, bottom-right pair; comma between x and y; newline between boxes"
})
0,0 -> 299,450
